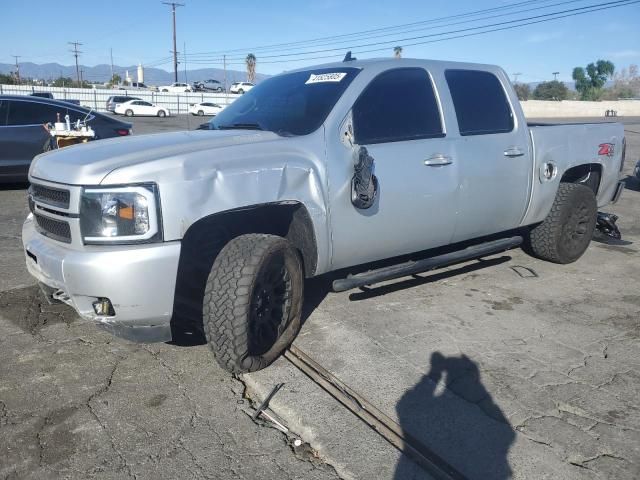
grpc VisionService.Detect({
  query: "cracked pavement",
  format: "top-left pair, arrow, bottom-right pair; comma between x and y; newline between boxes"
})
0,182 -> 339,479
1,116 -> 639,479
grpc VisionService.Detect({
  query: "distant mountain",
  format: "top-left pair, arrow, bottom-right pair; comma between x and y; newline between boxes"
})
0,62 -> 269,85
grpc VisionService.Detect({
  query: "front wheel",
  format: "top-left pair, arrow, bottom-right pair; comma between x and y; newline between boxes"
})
203,234 -> 303,373
197,110 -> 204,116
526,183 -> 597,264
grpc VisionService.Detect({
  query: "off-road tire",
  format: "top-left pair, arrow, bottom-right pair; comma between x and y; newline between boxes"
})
526,183 -> 597,264
203,234 -> 303,373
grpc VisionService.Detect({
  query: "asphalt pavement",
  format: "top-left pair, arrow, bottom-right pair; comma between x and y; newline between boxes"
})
1,116 -> 639,479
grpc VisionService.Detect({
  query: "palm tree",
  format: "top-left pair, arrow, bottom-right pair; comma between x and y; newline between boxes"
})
393,46 -> 403,59
245,53 -> 256,83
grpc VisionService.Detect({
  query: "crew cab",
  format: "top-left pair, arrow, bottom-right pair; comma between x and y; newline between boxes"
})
22,58 -> 625,373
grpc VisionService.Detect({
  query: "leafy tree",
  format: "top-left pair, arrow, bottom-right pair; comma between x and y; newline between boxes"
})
572,60 -> 614,100
0,73 -> 16,84
604,64 -> 640,99
52,77 -> 74,87
533,80 -> 568,101
393,46 -> 403,59
245,53 -> 256,83
109,73 -> 122,86
513,82 -> 531,101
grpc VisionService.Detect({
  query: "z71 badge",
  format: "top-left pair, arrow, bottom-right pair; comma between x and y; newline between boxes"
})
598,143 -> 615,157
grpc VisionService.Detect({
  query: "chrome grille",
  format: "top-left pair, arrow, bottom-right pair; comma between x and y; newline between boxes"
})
34,213 -> 72,244
30,184 -> 70,209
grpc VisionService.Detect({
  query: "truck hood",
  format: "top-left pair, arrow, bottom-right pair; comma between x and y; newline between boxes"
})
29,129 -> 282,185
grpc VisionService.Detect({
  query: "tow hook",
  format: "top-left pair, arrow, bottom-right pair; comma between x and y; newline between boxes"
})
596,212 -> 621,240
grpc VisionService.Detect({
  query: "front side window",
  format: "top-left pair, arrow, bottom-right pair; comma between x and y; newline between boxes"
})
353,68 -> 444,145
445,69 -> 514,136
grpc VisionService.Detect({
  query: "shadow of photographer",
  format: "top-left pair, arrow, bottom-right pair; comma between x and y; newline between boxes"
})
395,352 -> 515,479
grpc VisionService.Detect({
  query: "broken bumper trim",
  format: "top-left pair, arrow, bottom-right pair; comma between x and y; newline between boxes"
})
22,214 -> 180,343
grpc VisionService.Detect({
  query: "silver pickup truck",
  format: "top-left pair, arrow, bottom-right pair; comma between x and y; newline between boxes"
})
22,58 -> 626,373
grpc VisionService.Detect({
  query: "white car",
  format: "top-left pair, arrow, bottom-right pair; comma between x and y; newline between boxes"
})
114,100 -> 170,117
229,82 -> 254,94
159,82 -> 193,93
189,102 -> 224,116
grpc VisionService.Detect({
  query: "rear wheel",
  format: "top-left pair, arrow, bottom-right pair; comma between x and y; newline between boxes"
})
526,183 -> 597,264
125,109 -> 134,117
158,110 -> 166,118
203,234 -> 303,373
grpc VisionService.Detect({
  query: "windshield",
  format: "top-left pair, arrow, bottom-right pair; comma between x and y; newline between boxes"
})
209,67 -> 360,136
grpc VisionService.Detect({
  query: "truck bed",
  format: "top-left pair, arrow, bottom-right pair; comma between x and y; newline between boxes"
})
521,122 -> 625,226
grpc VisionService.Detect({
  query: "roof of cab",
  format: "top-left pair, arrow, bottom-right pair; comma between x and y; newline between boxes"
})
285,57 -> 501,75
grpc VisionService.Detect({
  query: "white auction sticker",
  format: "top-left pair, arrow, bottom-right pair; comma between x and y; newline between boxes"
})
305,72 -> 347,84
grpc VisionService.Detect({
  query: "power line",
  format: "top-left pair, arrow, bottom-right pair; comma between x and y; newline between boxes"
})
162,2 -> 185,82
185,0 -> 638,66
221,0 -> 637,62
187,0 -> 570,57
68,41 -> 83,87
187,0 -> 590,61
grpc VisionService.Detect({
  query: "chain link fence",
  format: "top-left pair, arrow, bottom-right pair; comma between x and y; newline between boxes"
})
0,84 -> 240,114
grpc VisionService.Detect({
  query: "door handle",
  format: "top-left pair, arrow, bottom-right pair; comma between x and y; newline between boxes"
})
504,147 -> 525,158
424,154 -> 452,166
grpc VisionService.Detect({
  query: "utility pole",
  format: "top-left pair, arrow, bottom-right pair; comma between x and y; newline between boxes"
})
552,71 -> 560,81
110,48 -> 114,83
11,55 -> 20,84
69,41 -> 83,87
223,54 -> 227,92
512,72 -> 522,83
183,42 -> 188,84
80,69 -> 84,86
162,2 -> 184,83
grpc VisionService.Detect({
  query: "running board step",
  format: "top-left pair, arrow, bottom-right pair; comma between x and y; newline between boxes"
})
332,236 -> 523,292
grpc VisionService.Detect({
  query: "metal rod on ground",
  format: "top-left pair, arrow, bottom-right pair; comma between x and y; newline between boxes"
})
284,346 -> 467,480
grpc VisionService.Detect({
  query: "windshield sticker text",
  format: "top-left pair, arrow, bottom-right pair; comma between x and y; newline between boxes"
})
305,72 -> 347,84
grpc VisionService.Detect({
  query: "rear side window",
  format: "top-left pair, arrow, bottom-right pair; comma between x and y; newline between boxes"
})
7,100 -> 60,125
7,100 -> 88,126
0,101 -> 8,126
353,68 -> 443,145
445,70 -> 513,136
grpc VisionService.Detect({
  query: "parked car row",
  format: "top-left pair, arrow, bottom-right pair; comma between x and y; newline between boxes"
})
0,95 -> 131,182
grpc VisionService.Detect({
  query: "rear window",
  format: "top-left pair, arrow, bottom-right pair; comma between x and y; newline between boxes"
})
445,69 -> 513,136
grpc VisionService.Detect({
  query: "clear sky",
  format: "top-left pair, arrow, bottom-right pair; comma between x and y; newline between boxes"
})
1,0 -> 638,82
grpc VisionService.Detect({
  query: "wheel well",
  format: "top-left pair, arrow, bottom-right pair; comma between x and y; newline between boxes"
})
184,202 -> 317,277
560,163 -> 602,194
170,202 -> 318,342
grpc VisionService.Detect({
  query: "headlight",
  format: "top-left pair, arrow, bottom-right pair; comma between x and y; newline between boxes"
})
80,184 -> 161,244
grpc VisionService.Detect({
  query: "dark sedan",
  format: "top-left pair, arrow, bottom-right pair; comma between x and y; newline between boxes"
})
0,95 -> 132,182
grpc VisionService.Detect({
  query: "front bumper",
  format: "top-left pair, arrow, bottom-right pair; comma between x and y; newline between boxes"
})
22,214 -> 181,342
